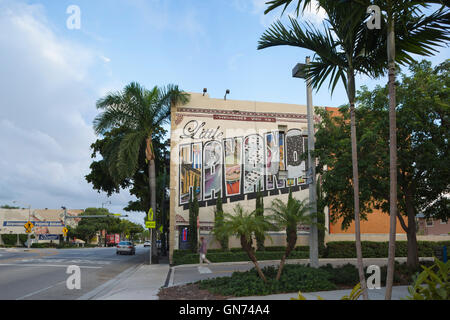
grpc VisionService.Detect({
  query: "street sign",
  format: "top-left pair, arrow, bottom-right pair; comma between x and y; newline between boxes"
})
38,234 -> 59,240
147,208 -> 154,221
24,221 -> 34,233
146,221 -> 156,229
62,227 -> 68,235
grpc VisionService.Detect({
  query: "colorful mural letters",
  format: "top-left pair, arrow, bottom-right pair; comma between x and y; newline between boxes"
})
179,129 -> 308,206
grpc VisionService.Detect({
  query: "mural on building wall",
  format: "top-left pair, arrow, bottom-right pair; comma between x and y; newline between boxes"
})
203,140 -> 223,200
178,120 -> 308,206
286,129 -> 307,186
179,142 -> 202,204
265,131 -> 286,190
224,137 -> 242,197
243,134 -> 265,194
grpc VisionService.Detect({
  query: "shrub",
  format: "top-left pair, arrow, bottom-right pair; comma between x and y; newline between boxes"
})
405,258 -> 450,300
1,234 -> 29,246
198,264 -> 336,297
325,241 -> 450,259
172,249 -> 311,265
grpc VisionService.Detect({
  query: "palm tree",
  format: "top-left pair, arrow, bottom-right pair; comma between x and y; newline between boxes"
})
93,82 -> 189,256
259,0 -> 385,300
267,188 -> 313,280
214,204 -> 273,282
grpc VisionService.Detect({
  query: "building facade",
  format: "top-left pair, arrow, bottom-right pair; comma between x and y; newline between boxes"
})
0,208 -> 83,243
169,93 -> 321,262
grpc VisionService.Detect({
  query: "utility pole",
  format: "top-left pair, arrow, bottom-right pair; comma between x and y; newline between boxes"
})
62,206 -> 67,243
292,57 -> 319,268
27,205 -> 31,249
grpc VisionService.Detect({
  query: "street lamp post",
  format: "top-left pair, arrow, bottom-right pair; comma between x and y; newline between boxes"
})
292,57 -> 319,268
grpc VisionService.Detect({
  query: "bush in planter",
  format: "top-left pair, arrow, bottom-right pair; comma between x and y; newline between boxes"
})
198,264 -> 336,297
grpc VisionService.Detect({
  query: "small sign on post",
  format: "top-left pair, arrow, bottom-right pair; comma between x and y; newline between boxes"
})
24,221 -> 34,233
146,221 -> 156,229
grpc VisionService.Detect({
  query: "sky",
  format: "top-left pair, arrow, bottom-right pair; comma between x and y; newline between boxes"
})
0,0 -> 448,226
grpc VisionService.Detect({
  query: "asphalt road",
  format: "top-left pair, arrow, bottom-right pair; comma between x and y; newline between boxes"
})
0,245 -> 150,300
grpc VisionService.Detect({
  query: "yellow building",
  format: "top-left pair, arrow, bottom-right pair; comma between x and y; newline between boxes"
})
169,93 -> 317,262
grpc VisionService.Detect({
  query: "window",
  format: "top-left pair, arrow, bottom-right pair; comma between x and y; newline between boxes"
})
426,219 -> 434,227
440,219 -> 448,224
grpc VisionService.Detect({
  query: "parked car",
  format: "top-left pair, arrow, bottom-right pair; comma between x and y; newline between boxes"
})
116,241 -> 135,255
143,241 -> 151,247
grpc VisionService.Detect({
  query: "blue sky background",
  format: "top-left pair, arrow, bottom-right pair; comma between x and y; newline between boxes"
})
0,0 -> 448,225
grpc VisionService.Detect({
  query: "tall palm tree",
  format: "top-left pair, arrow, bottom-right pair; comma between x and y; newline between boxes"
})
364,0 -> 449,300
268,188 -> 313,280
94,82 -> 189,257
259,0 -> 385,300
214,204 -> 273,282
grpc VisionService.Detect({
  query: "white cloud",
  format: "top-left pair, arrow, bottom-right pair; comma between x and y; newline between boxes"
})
0,1 -> 138,221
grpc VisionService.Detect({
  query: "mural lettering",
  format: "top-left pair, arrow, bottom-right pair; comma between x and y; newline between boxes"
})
179,129 -> 308,206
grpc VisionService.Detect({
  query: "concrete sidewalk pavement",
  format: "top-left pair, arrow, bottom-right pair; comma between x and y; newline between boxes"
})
79,263 -> 170,300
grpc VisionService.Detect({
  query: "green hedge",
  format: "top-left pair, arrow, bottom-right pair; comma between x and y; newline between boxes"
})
1,234 -> 29,246
173,241 -> 450,265
325,241 -> 450,258
173,250 -> 310,265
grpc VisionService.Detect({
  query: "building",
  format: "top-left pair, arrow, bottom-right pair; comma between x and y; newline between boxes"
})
169,93 -> 319,262
0,208 -> 83,243
417,213 -> 450,236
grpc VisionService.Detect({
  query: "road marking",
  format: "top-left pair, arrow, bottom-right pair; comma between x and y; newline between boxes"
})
0,263 -> 101,269
16,279 -> 67,300
198,266 -> 212,274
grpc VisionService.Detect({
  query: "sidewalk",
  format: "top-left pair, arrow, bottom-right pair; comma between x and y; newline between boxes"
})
80,262 -> 171,300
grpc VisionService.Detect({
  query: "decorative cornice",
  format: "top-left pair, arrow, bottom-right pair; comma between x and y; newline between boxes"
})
176,107 -> 320,123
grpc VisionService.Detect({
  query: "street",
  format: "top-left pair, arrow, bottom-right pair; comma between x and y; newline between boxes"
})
0,245 -> 149,300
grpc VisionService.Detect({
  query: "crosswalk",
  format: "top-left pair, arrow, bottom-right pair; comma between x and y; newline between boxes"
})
197,266 -> 212,274
16,258 -> 114,265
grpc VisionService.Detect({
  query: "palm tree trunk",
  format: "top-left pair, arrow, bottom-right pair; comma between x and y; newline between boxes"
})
276,228 -> 296,280
348,70 -> 368,300
385,13 -> 397,300
148,157 -> 157,259
241,235 -> 266,283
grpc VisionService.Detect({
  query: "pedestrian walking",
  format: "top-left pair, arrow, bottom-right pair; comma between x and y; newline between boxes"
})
199,236 -> 211,264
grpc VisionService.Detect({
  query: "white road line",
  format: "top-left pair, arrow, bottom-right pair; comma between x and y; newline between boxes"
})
0,263 -> 101,269
16,280 -> 67,300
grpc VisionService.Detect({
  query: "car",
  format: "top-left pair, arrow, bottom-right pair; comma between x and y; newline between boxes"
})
143,241 -> 151,247
116,241 -> 135,255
